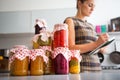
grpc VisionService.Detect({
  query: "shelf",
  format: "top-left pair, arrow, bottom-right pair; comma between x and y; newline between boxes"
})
108,32 -> 120,35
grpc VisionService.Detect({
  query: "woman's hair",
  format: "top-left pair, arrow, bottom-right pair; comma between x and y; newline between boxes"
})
76,0 -> 86,9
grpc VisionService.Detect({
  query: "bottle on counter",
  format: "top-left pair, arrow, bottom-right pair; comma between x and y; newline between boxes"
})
9,45 -> 30,76
69,50 -> 82,74
30,49 -> 48,76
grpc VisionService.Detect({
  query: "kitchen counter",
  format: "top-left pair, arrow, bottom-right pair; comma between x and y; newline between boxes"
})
0,70 -> 120,80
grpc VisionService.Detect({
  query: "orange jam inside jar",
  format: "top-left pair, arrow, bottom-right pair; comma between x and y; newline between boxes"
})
30,49 -> 48,76
69,50 -> 82,74
9,45 -> 30,76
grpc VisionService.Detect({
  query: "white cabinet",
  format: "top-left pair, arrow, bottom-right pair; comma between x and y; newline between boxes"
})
0,11 -> 31,33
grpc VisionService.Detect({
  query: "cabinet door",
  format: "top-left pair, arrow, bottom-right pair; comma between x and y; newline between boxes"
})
0,11 -> 31,33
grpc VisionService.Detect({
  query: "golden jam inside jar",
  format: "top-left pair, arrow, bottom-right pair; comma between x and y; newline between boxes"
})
9,45 -> 30,76
30,56 -> 44,75
10,56 -> 29,76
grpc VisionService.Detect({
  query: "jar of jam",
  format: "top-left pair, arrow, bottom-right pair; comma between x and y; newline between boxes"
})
34,19 -> 47,34
32,30 -> 52,48
53,23 -> 68,49
9,45 -> 30,76
69,50 -> 82,74
39,46 -> 54,74
52,47 -> 71,74
30,49 -> 48,76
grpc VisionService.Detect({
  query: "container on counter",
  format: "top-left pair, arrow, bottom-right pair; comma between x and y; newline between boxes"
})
32,28 -> 52,49
39,46 -> 54,74
34,19 -> 47,34
69,50 -> 81,74
53,23 -> 68,49
9,45 -> 30,76
52,47 -> 71,74
30,49 -> 48,76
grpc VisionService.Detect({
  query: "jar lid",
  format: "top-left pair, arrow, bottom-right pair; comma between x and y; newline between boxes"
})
54,23 -> 68,31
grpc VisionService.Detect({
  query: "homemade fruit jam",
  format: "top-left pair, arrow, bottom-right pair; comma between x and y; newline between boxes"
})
30,49 -> 48,76
53,23 -> 68,49
69,50 -> 81,74
9,45 -> 30,76
53,47 -> 71,74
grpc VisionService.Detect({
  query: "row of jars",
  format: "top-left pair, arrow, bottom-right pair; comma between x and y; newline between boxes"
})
9,45 -> 82,76
9,19 -> 82,76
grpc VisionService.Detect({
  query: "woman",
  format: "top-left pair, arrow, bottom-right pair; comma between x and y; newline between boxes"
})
64,0 -> 109,72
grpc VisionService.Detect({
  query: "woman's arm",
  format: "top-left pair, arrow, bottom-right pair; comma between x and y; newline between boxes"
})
65,18 -> 109,54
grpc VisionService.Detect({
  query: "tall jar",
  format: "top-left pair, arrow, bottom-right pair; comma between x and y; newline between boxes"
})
9,45 -> 30,76
30,49 -> 48,76
69,50 -> 82,74
53,23 -> 68,49
52,47 -> 71,74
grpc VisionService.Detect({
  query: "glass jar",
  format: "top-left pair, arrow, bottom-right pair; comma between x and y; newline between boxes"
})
39,46 -> 54,74
34,19 -> 47,34
32,30 -> 52,49
53,47 -> 71,74
69,50 -> 82,74
30,49 -> 48,76
53,23 -> 68,49
9,45 -> 30,76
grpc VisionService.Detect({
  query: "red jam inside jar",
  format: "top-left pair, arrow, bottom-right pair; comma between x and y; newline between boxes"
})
53,24 -> 68,49
54,54 -> 68,74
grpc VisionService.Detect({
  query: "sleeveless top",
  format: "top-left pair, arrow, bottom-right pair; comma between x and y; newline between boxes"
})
65,17 -> 102,72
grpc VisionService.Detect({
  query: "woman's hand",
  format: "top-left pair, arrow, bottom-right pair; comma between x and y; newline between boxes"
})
95,33 -> 109,47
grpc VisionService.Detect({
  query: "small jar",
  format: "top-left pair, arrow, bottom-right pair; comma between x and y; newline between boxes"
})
69,50 -> 82,74
9,45 -> 30,76
53,23 -> 68,49
30,49 -> 48,76
52,47 -> 71,74
32,31 -> 52,48
34,19 -> 47,34
39,46 -> 54,74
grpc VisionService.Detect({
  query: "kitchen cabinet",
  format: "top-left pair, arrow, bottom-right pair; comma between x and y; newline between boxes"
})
0,11 -> 31,33
0,8 -> 76,33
